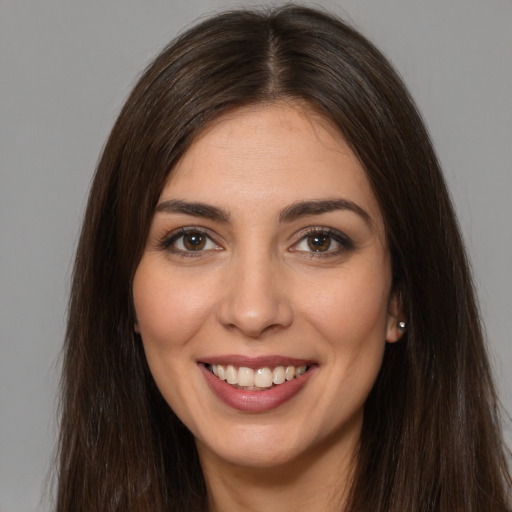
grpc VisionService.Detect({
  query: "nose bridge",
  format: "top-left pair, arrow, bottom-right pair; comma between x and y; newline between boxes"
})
218,242 -> 292,337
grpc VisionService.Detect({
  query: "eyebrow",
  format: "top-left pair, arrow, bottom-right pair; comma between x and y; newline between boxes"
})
155,199 -> 231,223
155,197 -> 372,227
278,198 -> 372,227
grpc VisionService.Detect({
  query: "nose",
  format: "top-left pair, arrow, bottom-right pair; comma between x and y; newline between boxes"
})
217,250 -> 293,338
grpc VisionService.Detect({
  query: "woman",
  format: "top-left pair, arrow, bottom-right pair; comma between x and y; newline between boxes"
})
56,5 -> 511,511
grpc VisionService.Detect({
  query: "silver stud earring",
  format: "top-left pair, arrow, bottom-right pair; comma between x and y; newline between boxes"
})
398,321 -> 407,332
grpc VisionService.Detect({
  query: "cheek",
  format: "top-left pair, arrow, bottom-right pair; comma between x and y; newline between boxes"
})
133,263 -> 215,350
296,267 -> 391,347
311,279 -> 389,401
294,259 -> 391,400
132,262 -> 216,422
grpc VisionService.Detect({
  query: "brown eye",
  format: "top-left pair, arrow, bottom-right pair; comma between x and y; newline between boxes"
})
183,232 -> 206,251
290,228 -> 352,257
307,234 -> 331,252
164,229 -> 220,254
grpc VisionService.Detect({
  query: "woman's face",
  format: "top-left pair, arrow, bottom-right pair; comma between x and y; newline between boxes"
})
133,103 -> 403,471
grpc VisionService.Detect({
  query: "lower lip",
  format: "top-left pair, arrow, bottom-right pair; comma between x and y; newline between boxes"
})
199,363 -> 316,413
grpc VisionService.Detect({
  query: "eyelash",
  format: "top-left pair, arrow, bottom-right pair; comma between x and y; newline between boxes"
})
291,227 -> 354,258
159,227 -> 221,257
158,226 -> 354,258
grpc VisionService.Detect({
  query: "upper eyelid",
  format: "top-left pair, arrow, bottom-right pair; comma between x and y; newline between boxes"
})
292,226 -> 351,241
166,226 -> 215,237
160,226 -> 220,248
290,226 -> 354,251
160,225 -> 346,238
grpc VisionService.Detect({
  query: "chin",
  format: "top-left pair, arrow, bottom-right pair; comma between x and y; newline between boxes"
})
196,422 -> 313,469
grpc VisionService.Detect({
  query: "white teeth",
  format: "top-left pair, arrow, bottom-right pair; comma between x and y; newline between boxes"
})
254,367 -> 273,388
209,363 -> 310,389
238,367 -> 255,387
226,365 -> 237,384
272,366 -> 286,385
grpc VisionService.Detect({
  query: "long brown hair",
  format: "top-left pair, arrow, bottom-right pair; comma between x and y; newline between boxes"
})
57,5 -> 511,511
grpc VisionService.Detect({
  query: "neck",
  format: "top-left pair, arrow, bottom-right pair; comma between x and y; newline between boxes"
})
197,426 -> 359,512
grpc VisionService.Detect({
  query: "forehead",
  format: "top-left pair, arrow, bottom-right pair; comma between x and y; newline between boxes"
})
161,102 -> 383,230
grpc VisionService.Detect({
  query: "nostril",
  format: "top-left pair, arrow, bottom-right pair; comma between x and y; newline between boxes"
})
222,320 -> 280,339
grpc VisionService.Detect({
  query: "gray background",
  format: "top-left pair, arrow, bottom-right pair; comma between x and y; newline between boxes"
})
1,1 -> 511,510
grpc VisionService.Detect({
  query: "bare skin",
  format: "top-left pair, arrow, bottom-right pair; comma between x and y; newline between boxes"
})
199,410 -> 360,512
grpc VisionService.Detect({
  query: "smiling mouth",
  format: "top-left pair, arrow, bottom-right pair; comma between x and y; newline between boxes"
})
206,364 -> 311,391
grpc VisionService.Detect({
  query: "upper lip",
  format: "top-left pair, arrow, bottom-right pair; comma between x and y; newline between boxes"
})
200,354 -> 315,369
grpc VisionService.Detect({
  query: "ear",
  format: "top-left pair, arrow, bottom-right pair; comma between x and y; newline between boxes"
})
386,291 -> 406,343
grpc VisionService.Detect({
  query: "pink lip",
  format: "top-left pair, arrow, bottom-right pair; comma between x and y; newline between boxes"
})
201,354 -> 313,369
199,361 -> 317,413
